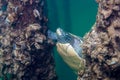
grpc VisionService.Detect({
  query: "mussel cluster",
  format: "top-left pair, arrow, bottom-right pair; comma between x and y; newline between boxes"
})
0,0 -> 57,80
79,0 -> 120,80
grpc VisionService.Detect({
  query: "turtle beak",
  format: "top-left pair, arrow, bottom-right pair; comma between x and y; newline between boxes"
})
56,28 -> 66,37
56,28 -> 72,43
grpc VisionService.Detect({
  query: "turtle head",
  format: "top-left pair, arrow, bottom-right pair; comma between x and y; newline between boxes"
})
56,28 -> 83,58
56,28 -> 72,43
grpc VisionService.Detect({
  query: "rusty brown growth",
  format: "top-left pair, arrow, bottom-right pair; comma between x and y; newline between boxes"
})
0,0 -> 57,80
78,0 -> 120,80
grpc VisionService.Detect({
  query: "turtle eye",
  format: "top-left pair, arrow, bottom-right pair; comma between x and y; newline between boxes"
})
64,34 -> 73,43
57,33 -> 73,43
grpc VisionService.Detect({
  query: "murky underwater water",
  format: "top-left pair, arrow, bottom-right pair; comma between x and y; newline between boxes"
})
47,0 -> 97,80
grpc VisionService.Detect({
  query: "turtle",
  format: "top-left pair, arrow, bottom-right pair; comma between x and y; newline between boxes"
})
48,28 -> 86,73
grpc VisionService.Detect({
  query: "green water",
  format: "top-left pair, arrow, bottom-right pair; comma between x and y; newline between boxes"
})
47,0 -> 97,80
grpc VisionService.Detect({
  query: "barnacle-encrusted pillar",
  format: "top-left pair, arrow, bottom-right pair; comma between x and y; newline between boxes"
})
78,0 -> 120,80
0,0 -> 57,80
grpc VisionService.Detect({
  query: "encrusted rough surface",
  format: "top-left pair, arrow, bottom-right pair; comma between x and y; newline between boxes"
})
78,0 -> 120,80
0,0 -> 57,80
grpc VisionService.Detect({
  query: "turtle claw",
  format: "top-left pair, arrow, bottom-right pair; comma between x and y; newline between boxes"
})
47,30 -> 58,40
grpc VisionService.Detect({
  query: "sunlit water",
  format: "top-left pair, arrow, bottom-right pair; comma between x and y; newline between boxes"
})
47,0 -> 97,80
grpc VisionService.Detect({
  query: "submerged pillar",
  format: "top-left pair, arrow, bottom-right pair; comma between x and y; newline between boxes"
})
0,0 -> 57,80
78,0 -> 120,80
